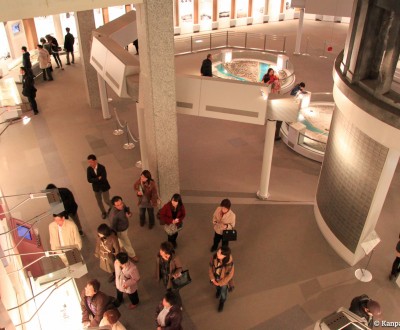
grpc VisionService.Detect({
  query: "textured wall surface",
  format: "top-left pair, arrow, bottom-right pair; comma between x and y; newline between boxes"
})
316,109 -> 388,252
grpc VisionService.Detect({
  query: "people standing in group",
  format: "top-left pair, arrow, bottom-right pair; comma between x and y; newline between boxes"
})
20,66 -> 38,115
46,34 -> 63,69
46,183 -> 84,236
21,46 -> 32,74
210,199 -> 236,252
109,195 -> 139,262
349,294 -> 381,328
40,37 -> 52,58
134,170 -> 158,229
64,27 -> 75,65
115,252 -> 140,310
37,44 -> 53,81
209,246 -> 235,312
155,292 -> 183,330
200,53 -> 213,77
95,223 -> 120,282
99,308 -> 126,330
86,154 -> 111,219
159,194 -> 186,248
81,279 -> 117,328
389,233 -> 400,281
133,39 -> 139,55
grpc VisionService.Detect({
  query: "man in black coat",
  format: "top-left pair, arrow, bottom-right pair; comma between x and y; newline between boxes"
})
46,183 -> 84,236
200,53 -> 213,77
389,233 -> 400,281
349,294 -> 381,328
20,67 -> 38,115
21,46 -> 32,73
64,27 -> 75,65
87,154 -> 111,219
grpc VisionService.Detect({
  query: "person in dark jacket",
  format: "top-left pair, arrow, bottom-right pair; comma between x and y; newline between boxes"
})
389,233 -> 400,281
200,53 -> 213,77
87,154 -> 111,219
109,196 -> 138,262
81,279 -> 116,327
21,46 -> 32,73
290,82 -> 306,96
349,294 -> 381,328
64,27 -> 75,65
155,291 -> 183,330
46,183 -> 84,235
159,194 -> 186,248
20,66 -> 38,115
46,34 -> 63,69
133,39 -> 139,55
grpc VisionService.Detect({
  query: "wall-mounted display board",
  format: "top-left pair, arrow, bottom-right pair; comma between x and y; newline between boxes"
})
179,0 -> 195,34
252,0 -> 265,24
199,0 -> 213,31
218,0 -> 231,29
235,0 -> 249,26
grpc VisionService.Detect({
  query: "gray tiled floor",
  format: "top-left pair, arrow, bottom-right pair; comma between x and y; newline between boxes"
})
1,19 -> 400,329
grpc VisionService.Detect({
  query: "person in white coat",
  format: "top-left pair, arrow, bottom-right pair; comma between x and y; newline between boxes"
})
37,44 -> 53,81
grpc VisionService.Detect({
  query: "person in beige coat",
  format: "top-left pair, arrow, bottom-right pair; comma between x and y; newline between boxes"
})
49,211 -> 82,251
36,44 -> 53,81
210,199 -> 236,252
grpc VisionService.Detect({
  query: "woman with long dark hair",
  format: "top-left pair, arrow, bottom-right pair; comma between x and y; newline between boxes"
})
209,246 -> 234,312
134,170 -> 159,229
159,194 -> 186,248
95,223 -> 120,282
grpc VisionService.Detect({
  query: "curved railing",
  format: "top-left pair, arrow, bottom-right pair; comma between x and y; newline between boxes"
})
174,31 -> 286,55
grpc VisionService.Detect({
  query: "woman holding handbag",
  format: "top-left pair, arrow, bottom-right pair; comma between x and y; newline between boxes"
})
159,194 -> 186,248
210,199 -> 236,252
133,170 -> 159,229
209,246 -> 235,312
95,223 -> 120,283
156,241 -> 183,307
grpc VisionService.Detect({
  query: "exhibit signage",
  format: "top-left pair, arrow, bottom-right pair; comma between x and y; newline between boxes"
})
199,0 -> 213,31
179,0 -> 194,34
218,0 -> 231,29
252,0 -> 265,24
236,0 -> 248,26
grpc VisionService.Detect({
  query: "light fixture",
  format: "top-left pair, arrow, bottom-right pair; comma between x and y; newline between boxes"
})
195,40 -> 203,43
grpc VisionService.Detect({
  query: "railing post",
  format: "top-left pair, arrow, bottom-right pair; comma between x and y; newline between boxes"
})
226,31 -> 229,47
282,36 -> 286,53
210,33 -> 212,50
190,36 -> 193,53
245,33 -> 247,49
264,35 -> 267,51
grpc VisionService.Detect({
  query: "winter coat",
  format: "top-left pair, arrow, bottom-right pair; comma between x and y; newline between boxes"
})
212,207 -> 236,235
115,260 -> 140,294
95,233 -> 120,273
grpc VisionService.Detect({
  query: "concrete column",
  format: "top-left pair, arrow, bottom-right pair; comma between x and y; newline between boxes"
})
257,120 -> 277,200
75,10 -> 101,108
136,102 -> 149,170
294,8 -> 304,55
136,0 -> 179,201
97,73 -> 111,119
53,14 -> 63,45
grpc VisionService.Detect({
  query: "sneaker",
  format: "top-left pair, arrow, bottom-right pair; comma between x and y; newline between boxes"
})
101,212 -> 107,219
79,230 -> 85,237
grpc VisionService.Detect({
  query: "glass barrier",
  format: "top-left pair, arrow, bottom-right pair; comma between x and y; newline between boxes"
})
298,132 -> 327,153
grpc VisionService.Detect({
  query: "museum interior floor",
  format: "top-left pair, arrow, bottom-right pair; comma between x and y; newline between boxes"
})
1,19 -> 399,329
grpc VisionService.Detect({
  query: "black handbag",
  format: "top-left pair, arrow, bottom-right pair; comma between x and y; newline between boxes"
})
222,228 -> 237,241
171,269 -> 192,289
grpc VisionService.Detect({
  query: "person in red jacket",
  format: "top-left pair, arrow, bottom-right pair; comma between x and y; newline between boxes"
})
159,194 -> 186,248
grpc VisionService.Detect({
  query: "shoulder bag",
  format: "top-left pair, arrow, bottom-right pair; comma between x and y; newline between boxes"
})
171,269 -> 192,289
222,224 -> 237,241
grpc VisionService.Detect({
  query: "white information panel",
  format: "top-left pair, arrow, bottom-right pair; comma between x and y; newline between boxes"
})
284,0 -> 295,20
199,0 -> 213,31
268,0 -> 281,22
252,0 -> 265,24
218,0 -> 231,29
179,0 -> 194,34
236,0 -> 248,26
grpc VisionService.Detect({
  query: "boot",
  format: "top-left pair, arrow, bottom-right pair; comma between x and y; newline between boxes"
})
218,299 -> 225,312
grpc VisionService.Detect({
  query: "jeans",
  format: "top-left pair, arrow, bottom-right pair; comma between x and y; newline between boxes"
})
216,285 -> 228,301
211,232 -> 229,251
116,289 -> 139,305
139,207 -> 155,226
94,190 -> 111,214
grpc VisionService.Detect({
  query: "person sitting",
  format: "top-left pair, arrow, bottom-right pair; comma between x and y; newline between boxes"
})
290,82 -> 306,96
349,294 -> 381,328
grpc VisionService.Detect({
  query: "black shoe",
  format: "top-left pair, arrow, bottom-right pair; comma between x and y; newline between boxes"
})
149,224 -> 154,230
79,230 -> 85,237
34,111 -> 39,115
210,246 -> 217,253
66,63 -> 71,65
218,300 -> 225,312
48,78 -> 54,81
71,61 -> 74,64
101,212 -> 107,219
